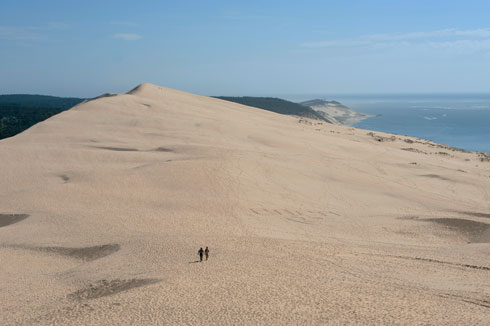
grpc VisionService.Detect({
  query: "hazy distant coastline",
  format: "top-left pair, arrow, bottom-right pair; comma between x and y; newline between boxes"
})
1,93 -> 488,153
300,99 -> 373,125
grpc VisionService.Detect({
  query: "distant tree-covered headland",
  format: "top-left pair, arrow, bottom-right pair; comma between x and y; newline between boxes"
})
0,95 -> 84,139
214,96 -> 333,123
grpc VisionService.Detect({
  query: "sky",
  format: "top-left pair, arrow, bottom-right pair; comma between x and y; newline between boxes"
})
1,0 -> 490,97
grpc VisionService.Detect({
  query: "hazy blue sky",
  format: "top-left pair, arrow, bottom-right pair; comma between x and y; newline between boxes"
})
2,0 -> 490,97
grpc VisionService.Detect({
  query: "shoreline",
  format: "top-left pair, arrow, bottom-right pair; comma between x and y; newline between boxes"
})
343,113 -> 375,126
352,114 -> 490,154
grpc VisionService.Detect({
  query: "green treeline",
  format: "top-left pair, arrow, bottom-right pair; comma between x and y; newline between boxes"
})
0,95 -> 84,139
214,96 -> 331,123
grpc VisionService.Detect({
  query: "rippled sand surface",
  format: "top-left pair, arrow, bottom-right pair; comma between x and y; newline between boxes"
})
1,83 -> 490,325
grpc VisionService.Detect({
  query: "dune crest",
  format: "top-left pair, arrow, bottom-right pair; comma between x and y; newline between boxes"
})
127,82 -> 193,101
127,82 -> 164,95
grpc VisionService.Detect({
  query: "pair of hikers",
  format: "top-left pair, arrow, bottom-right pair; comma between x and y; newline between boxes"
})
198,247 -> 209,262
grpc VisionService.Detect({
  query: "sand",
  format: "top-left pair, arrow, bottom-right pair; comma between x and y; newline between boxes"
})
1,83 -> 490,325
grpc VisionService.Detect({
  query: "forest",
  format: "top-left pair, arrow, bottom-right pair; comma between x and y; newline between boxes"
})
0,95 -> 84,139
215,96 -> 330,122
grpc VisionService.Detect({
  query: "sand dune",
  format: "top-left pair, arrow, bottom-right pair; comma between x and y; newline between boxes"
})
1,83 -> 490,325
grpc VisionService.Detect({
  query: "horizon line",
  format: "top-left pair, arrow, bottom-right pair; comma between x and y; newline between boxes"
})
3,91 -> 490,100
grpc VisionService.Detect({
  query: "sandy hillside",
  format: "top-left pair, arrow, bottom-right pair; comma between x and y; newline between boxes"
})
1,83 -> 490,325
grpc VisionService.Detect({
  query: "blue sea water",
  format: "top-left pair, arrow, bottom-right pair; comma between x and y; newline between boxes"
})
331,95 -> 490,153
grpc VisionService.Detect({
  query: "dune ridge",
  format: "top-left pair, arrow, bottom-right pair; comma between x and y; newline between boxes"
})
1,83 -> 490,325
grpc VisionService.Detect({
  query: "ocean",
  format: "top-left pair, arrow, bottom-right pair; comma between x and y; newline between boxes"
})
290,94 -> 490,154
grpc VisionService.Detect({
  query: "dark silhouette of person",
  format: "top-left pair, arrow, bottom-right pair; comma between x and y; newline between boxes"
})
198,247 -> 204,262
205,247 -> 209,261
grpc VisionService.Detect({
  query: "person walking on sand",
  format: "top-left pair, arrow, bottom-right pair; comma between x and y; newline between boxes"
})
198,247 -> 204,262
205,247 -> 209,261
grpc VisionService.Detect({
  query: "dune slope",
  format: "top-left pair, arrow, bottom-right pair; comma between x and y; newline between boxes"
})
1,83 -> 490,325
